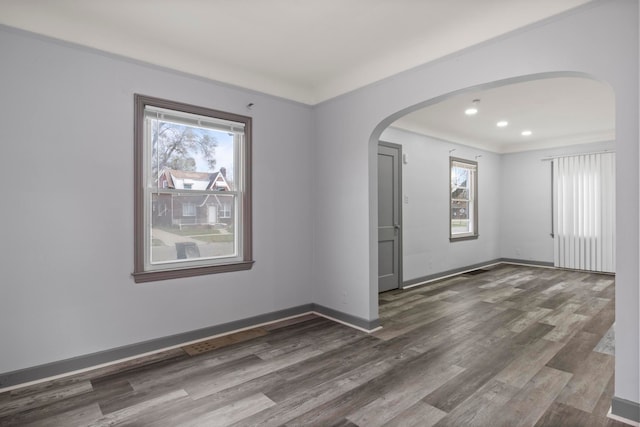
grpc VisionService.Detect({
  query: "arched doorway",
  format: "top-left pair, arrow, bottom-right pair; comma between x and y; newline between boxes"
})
375,73 -> 615,295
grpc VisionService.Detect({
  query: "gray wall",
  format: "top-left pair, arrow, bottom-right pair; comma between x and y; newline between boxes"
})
0,0 -> 637,414
0,27 -> 314,374
500,141 -> 615,263
313,0 -> 638,408
380,128 -> 615,283
379,127 -> 501,282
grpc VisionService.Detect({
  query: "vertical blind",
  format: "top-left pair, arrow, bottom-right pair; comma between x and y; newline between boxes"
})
553,152 -> 615,272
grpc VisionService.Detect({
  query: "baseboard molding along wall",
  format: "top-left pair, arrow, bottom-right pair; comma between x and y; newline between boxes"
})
402,258 -> 555,289
0,303 -> 378,392
0,259 -> 621,400
610,397 -> 640,425
311,303 -> 381,332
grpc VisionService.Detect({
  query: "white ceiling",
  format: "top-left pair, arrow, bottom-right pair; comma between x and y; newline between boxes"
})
0,0 -> 592,105
392,76 -> 615,153
1,0 -> 611,153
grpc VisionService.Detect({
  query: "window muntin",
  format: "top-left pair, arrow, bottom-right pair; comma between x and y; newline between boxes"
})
450,157 -> 478,240
133,95 -> 253,282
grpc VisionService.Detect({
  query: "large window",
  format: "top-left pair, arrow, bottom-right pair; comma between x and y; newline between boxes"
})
450,157 -> 478,240
133,95 -> 253,282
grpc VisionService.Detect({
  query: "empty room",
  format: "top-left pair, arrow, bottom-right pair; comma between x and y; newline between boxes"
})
0,1 -> 638,426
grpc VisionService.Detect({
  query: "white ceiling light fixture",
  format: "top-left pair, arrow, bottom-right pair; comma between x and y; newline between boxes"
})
496,120 -> 509,127
465,99 -> 480,116
521,130 -> 533,136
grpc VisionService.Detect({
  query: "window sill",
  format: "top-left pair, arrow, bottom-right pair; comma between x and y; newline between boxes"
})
450,234 -> 479,242
132,260 -> 255,283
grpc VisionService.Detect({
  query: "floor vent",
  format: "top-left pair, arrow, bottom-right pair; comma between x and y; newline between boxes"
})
464,268 -> 491,276
182,328 -> 268,356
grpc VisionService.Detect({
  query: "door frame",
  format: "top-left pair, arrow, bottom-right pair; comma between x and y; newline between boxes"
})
378,140 -> 403,292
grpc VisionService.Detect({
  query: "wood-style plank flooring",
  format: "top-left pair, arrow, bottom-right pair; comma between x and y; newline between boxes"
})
0,264 -> 626,426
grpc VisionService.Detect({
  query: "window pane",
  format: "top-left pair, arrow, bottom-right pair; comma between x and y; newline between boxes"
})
149,117 -> 235,192
451,201 -> 471,233
451,187 -> 469,200
150,192 -> 236,264
450,157 -> 477,239
145,107 -> 239,267
182,201 -> 196,216
451,166 -> 469,188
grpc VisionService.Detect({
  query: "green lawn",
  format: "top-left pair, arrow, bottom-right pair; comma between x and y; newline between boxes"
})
158,226 -> 222,236
193,234 -> 234,243
156,226 -> 234,243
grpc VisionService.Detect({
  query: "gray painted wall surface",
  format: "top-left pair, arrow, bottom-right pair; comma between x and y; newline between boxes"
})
499,140 -> 615,263
312,0 -> 638,407
379,128 -> 615,284
0,27 -> 314,374
379,127 -> 501,282
0,0 -> 638,414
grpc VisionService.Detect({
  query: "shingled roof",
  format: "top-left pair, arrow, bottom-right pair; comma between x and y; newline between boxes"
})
160,168 -> 230,191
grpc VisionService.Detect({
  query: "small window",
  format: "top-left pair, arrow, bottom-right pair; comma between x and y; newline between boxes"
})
182,202 -> 196,217
133,95 -> 254,282
450,157 -> 478,240
219,203 -> 232,219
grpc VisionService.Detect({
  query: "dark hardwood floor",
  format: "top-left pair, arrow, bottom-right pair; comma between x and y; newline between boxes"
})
0,264 -> 626,426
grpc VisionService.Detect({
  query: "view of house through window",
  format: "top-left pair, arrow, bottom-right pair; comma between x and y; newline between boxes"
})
133,95 -> 253,282
450,157 -> 478,240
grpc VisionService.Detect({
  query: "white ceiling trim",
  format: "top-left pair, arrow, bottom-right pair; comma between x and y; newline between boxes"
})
496,129 -> 616,154
389,125 -> 615,155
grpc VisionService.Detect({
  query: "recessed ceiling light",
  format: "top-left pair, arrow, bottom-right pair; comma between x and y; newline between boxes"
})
521,130 -> 532,136
496,120 -> 508,127
465,99 -> 480,116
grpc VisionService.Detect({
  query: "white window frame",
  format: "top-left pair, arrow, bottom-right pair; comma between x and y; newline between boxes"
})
133,95 -> 254,283
450,157 -> 478,241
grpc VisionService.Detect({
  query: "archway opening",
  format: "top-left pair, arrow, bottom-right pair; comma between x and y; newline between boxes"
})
372,72 -> 615,322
